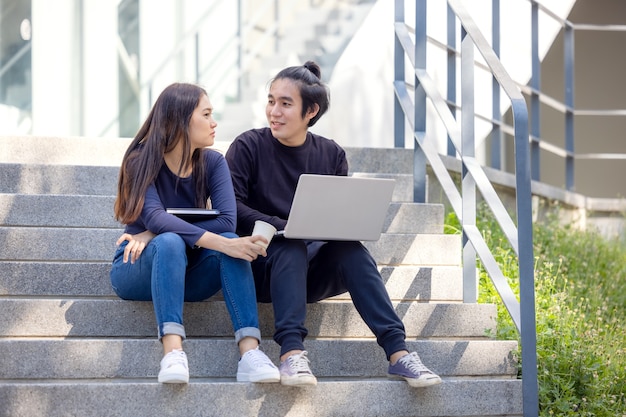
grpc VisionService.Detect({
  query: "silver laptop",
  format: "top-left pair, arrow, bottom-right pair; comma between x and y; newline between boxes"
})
280,174 -> 395,241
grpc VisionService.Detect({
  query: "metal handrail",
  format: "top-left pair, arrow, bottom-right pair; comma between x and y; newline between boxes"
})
200,0 -> 304,104
393,0 -> 537,415
0,42 -> 31,80
401,0 -> 626,194
528,0 -> 626,189
100,0 -> 301,136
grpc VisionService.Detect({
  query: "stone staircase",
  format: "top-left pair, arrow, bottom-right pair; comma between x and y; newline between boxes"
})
0,136 -> 522,417
216,0 -> 376,142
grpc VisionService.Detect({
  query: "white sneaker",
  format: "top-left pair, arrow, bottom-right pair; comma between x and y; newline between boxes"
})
158,349 -> 189,384
237,347 -> 280,383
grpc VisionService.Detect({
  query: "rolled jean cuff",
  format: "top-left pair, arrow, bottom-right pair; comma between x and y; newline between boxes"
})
235,326 -> 261,345
160,322 -> 186,341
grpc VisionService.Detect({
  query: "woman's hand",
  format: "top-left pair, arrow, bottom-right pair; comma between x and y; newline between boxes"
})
116,230 -> 156,264
220,235 -> 269,261
193,233 -> 267,262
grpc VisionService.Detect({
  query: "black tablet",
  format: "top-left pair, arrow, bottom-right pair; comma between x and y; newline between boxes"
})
166,208 -> 221,222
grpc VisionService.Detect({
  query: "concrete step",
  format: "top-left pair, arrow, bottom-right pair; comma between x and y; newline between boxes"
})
0,261 -> 463,302
0,299 -> 495,338
0,338 -> 517,380
0,136 -> 416,175
0,194 -> 120,228
0,379 -> 523,417
0,227 -> 461,265
0,164 -> 417,202
0,261 -> 113,296
0,163 -> 120,195
0,193 -> 443,232
0,136 -> 132,166
363,233 -> 461,266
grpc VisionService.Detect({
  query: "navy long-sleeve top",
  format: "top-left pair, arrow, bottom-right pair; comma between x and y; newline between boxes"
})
123,149 -> 237,247
225,127 -> 348,236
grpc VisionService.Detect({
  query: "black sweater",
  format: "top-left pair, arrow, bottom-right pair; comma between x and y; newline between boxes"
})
225,127 -> 348,236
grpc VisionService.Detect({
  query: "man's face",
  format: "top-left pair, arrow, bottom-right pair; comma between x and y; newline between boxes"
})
266,78 -> 316,147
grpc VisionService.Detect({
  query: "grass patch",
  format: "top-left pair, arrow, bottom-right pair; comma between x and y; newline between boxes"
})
445,206 -> 626,415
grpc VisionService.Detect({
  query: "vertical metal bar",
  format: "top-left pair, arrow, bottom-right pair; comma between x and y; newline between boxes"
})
274,0 -> 279,54
461,26 -> 477,303
237,0 -> 243,102
512,97 -> 539,417
519,8 -> 540,414
446,3 -> 456,157
520,6 -> 541,413
413,0 -> 427,203
394,0 -> 405,149
194,32 -> 200,83
530,1 -> 541,181
564,24 -> 575,190
77,0 -> 85,135
491,0 -> 501,169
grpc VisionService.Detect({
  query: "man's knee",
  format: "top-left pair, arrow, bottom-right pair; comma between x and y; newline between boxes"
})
269,239 -> 308,263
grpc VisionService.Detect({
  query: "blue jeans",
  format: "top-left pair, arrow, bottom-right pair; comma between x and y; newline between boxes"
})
110,232 -> 261,344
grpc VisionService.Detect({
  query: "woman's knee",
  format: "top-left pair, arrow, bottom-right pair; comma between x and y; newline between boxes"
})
152,232 -> 186,254
220,232 -> 239,239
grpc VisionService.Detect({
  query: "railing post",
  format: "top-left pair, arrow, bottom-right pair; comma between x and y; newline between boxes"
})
413,0 -> 427,203
394,0 -> 405,149
274,0 -> 279,54
460,26 -> 478,303
564,22 -> 575,190
530,1 -> 541,181
194,32 -> 200,83
512,96 -> 539,416
446,3 -> 456,157
236,0 -> 242,101
491,0 -> 502,169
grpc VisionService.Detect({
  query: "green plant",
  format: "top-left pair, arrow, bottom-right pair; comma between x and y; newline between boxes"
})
445,205 -> 626,415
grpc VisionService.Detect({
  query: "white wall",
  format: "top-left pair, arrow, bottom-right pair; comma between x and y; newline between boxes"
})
31,0 -> 80,135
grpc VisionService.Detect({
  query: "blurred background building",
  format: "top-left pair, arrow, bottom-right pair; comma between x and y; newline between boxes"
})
1,0 -> 625,199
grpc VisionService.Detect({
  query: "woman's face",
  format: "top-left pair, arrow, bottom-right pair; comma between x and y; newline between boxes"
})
188,94 -> 217,150
266,78 -> 318,147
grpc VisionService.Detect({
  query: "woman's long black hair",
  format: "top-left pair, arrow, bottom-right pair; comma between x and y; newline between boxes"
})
114,83 -> 208,224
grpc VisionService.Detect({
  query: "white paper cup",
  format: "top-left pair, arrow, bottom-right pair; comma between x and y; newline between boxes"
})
252,220 -> 276,249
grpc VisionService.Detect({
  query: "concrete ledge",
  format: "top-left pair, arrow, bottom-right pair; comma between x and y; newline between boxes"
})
364,233 -> 461,266
0,136 -> 134,166
0,339 -> 518,379
0,227 -> 461,265
0,164 -> 119,195
0,194 -> 120,228
0,379 -> 523,417
0,194 -> 442,231
0,262 -> 463,302
0,299 -> 496,339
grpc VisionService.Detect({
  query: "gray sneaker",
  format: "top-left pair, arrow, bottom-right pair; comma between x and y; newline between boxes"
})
279,351 -> 317,386
387,352 -> 442,387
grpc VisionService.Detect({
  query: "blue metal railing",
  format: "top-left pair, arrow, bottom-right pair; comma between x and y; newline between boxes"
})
393,0 -> 538,415
526,0 -> 626,192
